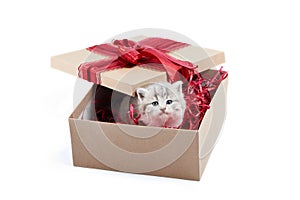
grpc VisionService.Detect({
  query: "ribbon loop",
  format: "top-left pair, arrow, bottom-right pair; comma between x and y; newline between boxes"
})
114,39 -> 142,65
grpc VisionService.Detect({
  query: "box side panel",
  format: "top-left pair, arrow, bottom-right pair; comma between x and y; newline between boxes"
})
148,132 -> 200,180
199,153 -> 211,178
68,116 -> 200,180
69,118 -> 114,170
198,75 -> 228,176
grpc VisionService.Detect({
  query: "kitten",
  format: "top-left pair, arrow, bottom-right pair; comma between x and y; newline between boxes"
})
135,81 -> 186,128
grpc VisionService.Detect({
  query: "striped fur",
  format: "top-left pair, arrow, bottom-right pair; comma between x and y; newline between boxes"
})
135,81 -> 186,128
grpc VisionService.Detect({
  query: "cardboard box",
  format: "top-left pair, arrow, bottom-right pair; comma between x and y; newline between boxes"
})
51,36 -> 228,180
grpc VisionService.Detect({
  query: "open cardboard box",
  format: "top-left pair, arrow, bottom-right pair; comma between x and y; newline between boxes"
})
51,36 -> 228,180
68,70 -> 227,181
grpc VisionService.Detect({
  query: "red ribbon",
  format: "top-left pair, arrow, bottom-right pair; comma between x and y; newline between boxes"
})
84,37 -> 228,130
78,37 -> 197,84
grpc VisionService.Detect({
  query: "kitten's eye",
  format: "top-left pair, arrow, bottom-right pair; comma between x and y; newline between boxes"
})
152,101 -> 159,106
166,100 -> 173,105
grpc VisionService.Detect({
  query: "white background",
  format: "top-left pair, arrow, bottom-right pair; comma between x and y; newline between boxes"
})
0,0 -> 299,199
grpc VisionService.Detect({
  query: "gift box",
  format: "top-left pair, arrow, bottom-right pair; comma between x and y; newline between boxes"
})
51,34 -> 228,180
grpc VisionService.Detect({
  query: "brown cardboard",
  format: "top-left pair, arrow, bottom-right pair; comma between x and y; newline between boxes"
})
51,37 -> 225,96
68,70 -> 228,180
52,36 -> 228,180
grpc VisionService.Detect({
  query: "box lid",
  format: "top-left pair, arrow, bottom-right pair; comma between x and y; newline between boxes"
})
51,36 -> 225,96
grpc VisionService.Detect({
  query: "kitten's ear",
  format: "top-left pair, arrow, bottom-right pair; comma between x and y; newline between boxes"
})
172,81 -> 183,93
136,88 -> 148,102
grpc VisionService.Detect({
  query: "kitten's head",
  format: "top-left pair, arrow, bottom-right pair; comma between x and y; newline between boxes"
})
136,81 -> 186,128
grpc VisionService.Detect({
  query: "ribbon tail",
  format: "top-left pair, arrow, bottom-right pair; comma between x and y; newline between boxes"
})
87,43 -> 121,56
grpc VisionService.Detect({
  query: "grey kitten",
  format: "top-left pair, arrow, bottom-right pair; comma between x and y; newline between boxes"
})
135,81 -> 186,128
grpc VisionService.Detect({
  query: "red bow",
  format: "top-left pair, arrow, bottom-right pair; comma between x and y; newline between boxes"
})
79,37 -> 228,130
78,37 -> 197,84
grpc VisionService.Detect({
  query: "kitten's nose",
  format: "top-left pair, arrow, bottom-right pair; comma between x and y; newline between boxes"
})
160,107 -> 166,112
